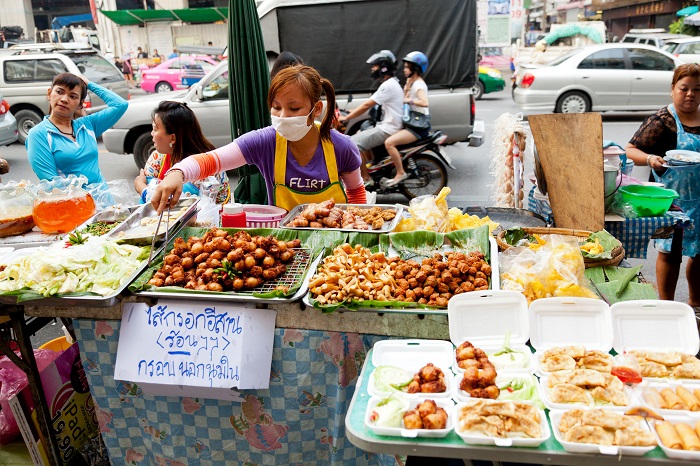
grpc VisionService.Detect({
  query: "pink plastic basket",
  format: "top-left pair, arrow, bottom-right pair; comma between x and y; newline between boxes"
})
242,205 -> 288,228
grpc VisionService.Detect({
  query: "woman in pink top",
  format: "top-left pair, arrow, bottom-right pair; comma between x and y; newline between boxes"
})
151,65 -> 366,213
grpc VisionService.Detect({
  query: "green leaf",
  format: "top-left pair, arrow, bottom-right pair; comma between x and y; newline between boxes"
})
580,230 -> 619,260
603,266 -> 640,283
445,225 -> 490,261
614,265 -> 643,297
502,227 -> 535,246
594,280 -> 657,304
347,232 -> 380,249
385,230 -> 445,260
584,266 -> 606,285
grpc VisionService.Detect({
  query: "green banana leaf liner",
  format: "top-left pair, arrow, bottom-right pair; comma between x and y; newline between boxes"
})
580,230 -> 619,260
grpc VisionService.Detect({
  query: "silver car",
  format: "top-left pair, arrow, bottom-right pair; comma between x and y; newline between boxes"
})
514,43 -> 684,114
663,37 -> 700,64
0,94 -> 18,146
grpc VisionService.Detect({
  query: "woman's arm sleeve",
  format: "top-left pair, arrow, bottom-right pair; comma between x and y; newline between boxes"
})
340,168 -> 366,204
170,141 -> 246,182
26,130 -> 58,180
84,82 -> 129,136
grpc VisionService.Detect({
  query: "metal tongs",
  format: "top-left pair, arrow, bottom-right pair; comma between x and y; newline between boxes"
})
147,195 -> 172,266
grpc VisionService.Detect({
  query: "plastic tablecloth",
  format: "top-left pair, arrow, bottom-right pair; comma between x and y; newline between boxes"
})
74,319 -> 401,466
527,186 -> 692,259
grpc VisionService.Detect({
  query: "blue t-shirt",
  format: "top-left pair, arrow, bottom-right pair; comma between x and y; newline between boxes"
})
26,82 -> 128,185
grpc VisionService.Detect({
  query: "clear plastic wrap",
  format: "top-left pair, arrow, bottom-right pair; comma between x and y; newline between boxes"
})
407,187 -> 451,232
0,181 -> 35,238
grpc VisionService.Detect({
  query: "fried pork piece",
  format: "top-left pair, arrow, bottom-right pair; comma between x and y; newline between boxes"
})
640,361 -> 669,378
542,354 -> 576,372
590,386 -> 628,406
417,399 -> 437,418
543,345 -> 586,361
578,350 -> 613,373
550,383 -> 590,404
564,425 -> 614,446
558,409 -> 585,433
673,362 -> 700,379
614,426 -> 657,447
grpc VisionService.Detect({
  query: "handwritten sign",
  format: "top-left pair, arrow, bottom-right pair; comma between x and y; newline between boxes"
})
114,300 -> 276,397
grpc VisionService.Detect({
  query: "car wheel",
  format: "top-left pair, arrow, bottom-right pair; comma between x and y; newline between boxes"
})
155,81 -> 173,93
555,91 -> 590,114
133,132 -> 155,169
472,81 -> 485,100
14,109 -> 43,144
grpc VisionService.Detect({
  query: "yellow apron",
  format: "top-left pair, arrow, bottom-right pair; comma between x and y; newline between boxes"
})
273,132 -> 347,211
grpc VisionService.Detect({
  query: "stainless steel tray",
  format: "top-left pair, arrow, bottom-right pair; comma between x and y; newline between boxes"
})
0,229 -> 62,249
0,244 -> 160,307
279,203 -> 403,233
105,197 -> 199,246
135,248 -> 322,304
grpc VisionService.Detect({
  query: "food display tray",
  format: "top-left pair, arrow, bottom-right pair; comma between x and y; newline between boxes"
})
105,197 -> 199,246
279,203 -> 404,233
134,248 -> 322,304
0,229 -> 62,249
0,245 -> 160,307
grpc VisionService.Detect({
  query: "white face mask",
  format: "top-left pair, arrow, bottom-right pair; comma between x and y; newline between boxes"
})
270,109 -> 314,141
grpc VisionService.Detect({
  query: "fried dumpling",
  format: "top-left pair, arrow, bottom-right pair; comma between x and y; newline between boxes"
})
590,386 -> 628,406
504,414 -> 541,438
681,353 -> 700,364
549,370 -> 573,388
558,409 -> 585,433
582,409 -> 637,430
640,361 -> 669,378
543,345 -> 585,361
646,351 -> 683,367
601,373 -> 624,392
567,369 -> 607,388
579,350 -> 613,373
673,362 -> 700,379
550,383 -> 590,404
542,354 -> 576,372
564,425 -> 614,445
614,426 -> 656,447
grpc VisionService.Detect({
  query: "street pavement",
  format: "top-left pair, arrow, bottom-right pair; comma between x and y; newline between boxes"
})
0,74 -> 692,345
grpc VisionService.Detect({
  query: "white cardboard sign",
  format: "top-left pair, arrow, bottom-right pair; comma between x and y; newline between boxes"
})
114,300 -> 276,396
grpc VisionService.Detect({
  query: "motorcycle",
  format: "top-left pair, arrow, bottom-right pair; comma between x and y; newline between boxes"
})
338,105 -> 453,200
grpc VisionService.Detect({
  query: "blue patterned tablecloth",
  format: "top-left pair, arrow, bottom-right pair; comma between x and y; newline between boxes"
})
527,186 -> 692,259
74,319 -> 400,466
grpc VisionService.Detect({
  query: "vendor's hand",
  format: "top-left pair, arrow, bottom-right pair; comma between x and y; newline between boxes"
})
151,170 -> 183,213
134,169 -> 147,194
647,155 -> 665,170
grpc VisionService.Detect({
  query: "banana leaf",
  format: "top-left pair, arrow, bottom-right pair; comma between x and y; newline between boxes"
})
603,266 -> 640,283
593,280 -> 657,304
384,230 -> 445,260
307,295 -> 447,313
445,225 -> 490,261
581,230 -> 620,260
584,266 -> 606,285
347,232 -> 381,249
305,230 -> 347,258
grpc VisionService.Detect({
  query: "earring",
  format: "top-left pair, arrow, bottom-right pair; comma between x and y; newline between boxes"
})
169,142 -> 173,148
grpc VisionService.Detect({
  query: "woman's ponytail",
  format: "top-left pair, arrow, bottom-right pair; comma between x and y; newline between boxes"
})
320,78 -> 336,141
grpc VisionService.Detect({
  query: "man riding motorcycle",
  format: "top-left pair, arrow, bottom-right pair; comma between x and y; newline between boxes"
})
338,50 -> 404,188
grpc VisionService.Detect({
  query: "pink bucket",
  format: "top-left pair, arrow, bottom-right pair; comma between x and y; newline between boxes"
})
242,205 -> 287,228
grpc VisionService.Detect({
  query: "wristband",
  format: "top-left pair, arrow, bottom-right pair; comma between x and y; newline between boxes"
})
646,154 -> 654,167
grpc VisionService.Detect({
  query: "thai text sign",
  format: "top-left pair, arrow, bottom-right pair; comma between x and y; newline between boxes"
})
114,301 -> 276,392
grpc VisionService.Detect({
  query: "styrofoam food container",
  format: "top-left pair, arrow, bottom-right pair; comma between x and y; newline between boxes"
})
453,373 -> 539,404
448,290 -> 534,374
548,409 -> 657,456
538,375 -> 632,412
0,247 -> 14,263
368,339 -> 454,398
365,396 -> 454,438
454,399 -> 550,447
639,381 -> 700,418
0,247 -> 43,264
529,297 -> 613,376
649,414 -> 700,460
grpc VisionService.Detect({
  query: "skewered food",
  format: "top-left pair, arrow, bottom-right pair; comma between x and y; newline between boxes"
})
403,399 -> 448,430
456,341 -> 500,399
148,229 -> 299,292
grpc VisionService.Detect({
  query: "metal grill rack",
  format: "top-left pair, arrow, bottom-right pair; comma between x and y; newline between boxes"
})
232,248 -> 312,296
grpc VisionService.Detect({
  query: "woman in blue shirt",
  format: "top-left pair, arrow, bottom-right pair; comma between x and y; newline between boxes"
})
26,72 -> 128,185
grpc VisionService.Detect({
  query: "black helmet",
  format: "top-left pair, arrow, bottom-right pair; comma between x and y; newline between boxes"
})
367,50 -> 396,78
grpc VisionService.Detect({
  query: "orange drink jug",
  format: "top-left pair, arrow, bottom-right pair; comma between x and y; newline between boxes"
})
33,187 -> 96,234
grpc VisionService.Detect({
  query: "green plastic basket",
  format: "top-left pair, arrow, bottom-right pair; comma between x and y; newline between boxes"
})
619,185 -> 679,217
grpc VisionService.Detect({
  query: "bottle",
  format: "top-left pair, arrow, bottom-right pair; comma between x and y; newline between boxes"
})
402,102 -> 411,123
221,203 -> 247,228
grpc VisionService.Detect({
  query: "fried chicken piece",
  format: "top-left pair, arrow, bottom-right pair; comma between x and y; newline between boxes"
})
403,410 -> 423,429
423,407 -> 448,429
420,379 -> 446,393
419,363 -> 442,382
469,385 -> 500,399
417,399 -> 437,418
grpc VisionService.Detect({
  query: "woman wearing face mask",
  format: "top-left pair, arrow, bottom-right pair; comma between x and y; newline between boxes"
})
151,65 -> 366,213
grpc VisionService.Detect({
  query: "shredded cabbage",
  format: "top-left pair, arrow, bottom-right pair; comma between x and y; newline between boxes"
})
497,374 -> 544,409
0,236 -> 148,297
372,366 -> 413,393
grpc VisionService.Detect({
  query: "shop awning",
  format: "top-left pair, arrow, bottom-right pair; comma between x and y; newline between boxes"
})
685,11 -> 700,26
99,7 -> 228,26
677,5 -> 699,17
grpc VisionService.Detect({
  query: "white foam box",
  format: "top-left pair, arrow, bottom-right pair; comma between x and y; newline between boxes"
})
365,396 -> 454,438
448,290 -> 534,374
454,399 -> 550,447
0,247 -> 14,262
529,297 -> 613,376
548,409 -> 657,456
368,339 -> 454,399
639,381 -> 700,419
649,414 -> 700,460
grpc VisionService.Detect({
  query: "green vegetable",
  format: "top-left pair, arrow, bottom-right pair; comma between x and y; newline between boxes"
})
496,374 -> 545,409
492,331 -> 515,360
503,227 -> 536,246
615,265 -> 643,297
373,366 -> 413,393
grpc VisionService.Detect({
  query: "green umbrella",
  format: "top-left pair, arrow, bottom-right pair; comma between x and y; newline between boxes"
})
228,0 -> 270,204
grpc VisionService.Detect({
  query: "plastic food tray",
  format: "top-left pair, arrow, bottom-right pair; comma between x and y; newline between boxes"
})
365,396 -> 454,438
454,399 -> 550,447
106,197 -> 199,246
279,203 -> 404,233
538,375 -> 632,412
548,409 -> 657,456
367,339 -> 454,399
649,414 -> 700,460
449,290 -> 534,374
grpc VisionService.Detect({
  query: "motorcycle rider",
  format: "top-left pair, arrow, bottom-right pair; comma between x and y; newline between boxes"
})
339,50 -> 404,188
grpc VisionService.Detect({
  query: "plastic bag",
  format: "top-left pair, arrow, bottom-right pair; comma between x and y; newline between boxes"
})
195,195 -> 221,228
0,181 -> 36,238
408,187 -> 451,232
87,179 -> 141,210
499,234 -> 597,304
0,349 -> 60,444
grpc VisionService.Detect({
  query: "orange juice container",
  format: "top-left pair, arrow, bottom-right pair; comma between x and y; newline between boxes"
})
33,186 -> 96,234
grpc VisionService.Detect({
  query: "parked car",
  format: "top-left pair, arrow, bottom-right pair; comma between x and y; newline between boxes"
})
0,42 -> 129,142
621,29 -> 691,48
139,55 -> 218,93
0,94 -> 18,146
513,43 -> 684,114
663,37 -> 700,64
473,66 -> 505,100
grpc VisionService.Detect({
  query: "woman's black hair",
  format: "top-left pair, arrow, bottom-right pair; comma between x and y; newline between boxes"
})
153,101 -> 215,164
270,51 -> 304,78
405,61 -> 422,76
51,72 -> 87,102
